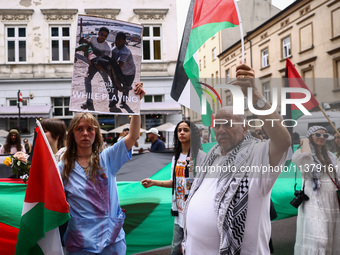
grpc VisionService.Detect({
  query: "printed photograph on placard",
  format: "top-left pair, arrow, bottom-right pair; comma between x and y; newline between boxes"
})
70,15 -> 143,115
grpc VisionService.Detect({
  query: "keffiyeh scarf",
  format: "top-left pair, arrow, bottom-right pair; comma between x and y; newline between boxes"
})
199,132 -> 258,255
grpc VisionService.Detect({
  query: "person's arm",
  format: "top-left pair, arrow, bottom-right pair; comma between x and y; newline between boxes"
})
300,138 -> 311,153
235,63 -> 291,166
141,178 -> 172,188
124,83 -> 145,150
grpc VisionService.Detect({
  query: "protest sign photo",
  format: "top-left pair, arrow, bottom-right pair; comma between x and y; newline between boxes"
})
70,15 -> 143,115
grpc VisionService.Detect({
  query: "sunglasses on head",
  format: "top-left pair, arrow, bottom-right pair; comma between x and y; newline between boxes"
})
314,132 -> 329,139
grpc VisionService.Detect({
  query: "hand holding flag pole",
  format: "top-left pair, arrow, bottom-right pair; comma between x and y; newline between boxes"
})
317,104 -> 340,137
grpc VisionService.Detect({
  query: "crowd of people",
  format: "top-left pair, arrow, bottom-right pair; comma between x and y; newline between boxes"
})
1,63 -> 340,254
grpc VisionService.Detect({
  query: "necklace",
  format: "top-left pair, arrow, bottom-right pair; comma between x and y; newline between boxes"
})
77,161 -> 90,171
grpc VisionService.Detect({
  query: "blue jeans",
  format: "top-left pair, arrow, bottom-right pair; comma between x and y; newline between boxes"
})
171,223 -> 183,255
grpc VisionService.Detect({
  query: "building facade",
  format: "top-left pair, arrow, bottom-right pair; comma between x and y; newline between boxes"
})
0,0 -> 182,147
219,0 -> 340,117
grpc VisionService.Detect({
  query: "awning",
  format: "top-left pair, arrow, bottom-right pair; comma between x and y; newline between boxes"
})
0,105 -> 51,118
140,102 -> 182,114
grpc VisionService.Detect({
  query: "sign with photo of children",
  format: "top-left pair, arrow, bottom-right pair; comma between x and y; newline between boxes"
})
70,15 -> 143,115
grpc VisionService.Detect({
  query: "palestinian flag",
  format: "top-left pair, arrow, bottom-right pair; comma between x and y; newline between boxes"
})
284,58 -> 319,121
15,120 -> 70,255
171,0 -> 240,126
0,179 -> 26,255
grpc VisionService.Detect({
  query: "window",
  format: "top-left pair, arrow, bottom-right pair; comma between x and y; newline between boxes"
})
8,98 -> 28,106
335,59 -> 340,88
143,25 -> 161,60
212,47 -> 217,61
261,48 -> 269,68
203,56 -> 206,68
144,95 -> 163,103
263,82 -> 271,102
211,73 -> 214,85
226,69 -> 230,83
52,97 -> 72,117
199,60 -> 202,71
282,36 -> 291,59
227,96 -> 232,106
50,26 -> 71,62
6,26 -> 27,63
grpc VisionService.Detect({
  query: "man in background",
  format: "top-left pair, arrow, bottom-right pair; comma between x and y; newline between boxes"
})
146,128 -> 165,152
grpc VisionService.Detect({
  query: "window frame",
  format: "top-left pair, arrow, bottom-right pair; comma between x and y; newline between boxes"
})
261,48 -> 269,68
225,69 -> 230,83
263,82 -> 271,102
52,97 -> 72,117
143,95 -> 164,103
282,36 -> 291,59
6,26 -> 27,63
8,98 -> 28,106
212,47 -> 217,61
142,25 -> 162,61
227,96 -> 232,106
50,25 -> 71,63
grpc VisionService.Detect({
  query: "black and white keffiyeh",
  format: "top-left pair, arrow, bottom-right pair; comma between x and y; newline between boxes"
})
200,132 -> 259,255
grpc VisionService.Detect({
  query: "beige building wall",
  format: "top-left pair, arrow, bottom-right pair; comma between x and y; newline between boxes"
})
219,0 -> 340,117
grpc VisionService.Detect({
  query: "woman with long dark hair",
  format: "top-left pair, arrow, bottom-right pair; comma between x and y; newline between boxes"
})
141,121 -> 205,255
292,126 -> 340,254
0,129 -> 25,154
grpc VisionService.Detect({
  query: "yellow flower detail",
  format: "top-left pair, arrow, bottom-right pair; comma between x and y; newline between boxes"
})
3,157 -> 12,166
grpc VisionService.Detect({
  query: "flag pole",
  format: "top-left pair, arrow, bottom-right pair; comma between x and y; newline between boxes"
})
233,0 -> 245,63
317,105 -> 340,136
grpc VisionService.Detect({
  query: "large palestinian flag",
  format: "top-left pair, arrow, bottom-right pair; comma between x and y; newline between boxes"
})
14,121 -> 70,255
171,0 -> 240,126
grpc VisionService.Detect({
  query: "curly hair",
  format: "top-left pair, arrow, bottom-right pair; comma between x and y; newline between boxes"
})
308,134 -> 332,168
62,113 -> 103,183
3,130 -> 22,154
173,121 -> 202,162
334,127 -> 340,159
41,119 -> 66,150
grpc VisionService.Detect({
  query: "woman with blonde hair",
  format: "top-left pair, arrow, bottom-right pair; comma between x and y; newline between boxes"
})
58,84 -> 144,254
292,126 -> 340,254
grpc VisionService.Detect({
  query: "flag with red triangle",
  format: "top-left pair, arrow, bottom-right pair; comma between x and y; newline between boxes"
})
15,120 -> 70,255
285,58 -> 319,120
171,0 -> 240,126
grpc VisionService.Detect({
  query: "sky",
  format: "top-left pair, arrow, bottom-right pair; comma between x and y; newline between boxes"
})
176,0 -> 297,45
